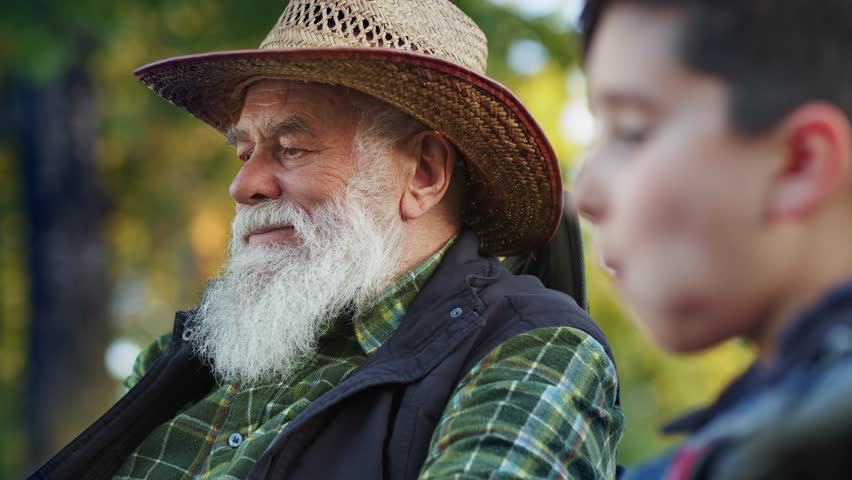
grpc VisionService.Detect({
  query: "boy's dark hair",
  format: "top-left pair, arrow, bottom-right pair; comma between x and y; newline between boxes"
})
580,1 -> 852,135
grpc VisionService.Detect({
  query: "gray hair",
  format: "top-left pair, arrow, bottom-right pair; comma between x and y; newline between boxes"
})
348,92 -> 468,186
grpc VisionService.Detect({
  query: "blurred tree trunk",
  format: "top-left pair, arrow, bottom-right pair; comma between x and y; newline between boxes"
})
12,46 -> 112,468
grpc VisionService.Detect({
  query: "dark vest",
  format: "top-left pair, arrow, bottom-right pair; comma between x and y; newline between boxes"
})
31,230 -> 617,480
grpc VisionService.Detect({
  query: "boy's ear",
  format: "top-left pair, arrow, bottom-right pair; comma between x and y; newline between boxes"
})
400,131 -> 456,221
765,102 -> 851,221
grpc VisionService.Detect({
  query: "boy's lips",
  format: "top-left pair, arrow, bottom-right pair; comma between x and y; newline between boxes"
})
246,225 -> 295,245
600,254 -> 622,280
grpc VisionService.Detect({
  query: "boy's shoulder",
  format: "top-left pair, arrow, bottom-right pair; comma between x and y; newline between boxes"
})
626,350 -> 852,480
626,281 -> 852,479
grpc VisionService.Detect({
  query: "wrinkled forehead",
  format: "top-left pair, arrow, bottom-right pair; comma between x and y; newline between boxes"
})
240,79 -> 365,119
233,79 -> 364,139
242,79 -> 361,105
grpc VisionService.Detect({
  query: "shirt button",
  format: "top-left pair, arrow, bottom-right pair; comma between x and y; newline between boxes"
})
450,307 -> 463,318
228,433 -> 243,448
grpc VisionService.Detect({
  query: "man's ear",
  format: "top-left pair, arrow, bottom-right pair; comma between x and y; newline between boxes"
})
765,102 -> 851,221
400,131 -> 455,221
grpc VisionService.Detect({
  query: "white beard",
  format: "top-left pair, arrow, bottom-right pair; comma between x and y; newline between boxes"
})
190,154 -> 405,386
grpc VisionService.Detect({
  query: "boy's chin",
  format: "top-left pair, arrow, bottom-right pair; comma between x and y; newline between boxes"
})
653,331 -> 725,354
630,302 -> 735,354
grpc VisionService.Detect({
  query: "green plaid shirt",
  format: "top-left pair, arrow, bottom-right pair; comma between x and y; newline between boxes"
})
114,244 -> 623,479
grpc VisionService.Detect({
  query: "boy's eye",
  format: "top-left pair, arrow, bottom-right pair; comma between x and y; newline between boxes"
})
605,106 -> 652,146
612,126 -> 650,145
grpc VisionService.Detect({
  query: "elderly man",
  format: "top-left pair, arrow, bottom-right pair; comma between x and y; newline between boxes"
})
32,1 -> 622,479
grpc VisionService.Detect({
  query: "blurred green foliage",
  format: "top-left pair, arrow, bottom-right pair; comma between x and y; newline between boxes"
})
0,0 -> 753,477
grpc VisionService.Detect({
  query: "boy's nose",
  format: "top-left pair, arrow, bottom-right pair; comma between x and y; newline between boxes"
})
572,159 -> 607,224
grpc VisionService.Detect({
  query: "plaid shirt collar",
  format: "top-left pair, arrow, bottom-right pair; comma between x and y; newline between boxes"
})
353,236 -> 456,355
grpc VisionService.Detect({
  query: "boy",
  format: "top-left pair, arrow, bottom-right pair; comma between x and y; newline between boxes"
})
574,1 -> 852,478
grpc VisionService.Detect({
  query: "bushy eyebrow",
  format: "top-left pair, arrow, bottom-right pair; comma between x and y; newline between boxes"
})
225,116 -> 314,146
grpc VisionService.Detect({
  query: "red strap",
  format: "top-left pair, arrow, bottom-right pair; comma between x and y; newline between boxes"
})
667,444 -> 709,480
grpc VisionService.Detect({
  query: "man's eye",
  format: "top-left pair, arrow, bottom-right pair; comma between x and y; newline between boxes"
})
282,147 -> 306,158
239,151 -> 253,162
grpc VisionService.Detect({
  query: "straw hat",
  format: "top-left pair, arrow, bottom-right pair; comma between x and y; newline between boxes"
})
134,0 -> 563,255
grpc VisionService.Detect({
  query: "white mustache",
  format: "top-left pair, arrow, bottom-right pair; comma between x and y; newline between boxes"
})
231,201 -> 310,247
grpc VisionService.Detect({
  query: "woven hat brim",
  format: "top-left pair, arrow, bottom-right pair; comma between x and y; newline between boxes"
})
134,48 -> 563,255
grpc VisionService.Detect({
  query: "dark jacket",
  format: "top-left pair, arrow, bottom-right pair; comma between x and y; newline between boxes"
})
31,230 -> 616,480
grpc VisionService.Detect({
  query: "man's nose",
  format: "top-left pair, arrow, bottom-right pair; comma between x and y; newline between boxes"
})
572,156 -> 608,224
229,151 -> 283,206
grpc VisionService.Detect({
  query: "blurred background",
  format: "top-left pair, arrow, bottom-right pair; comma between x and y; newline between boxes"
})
0,0 -> 753,477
